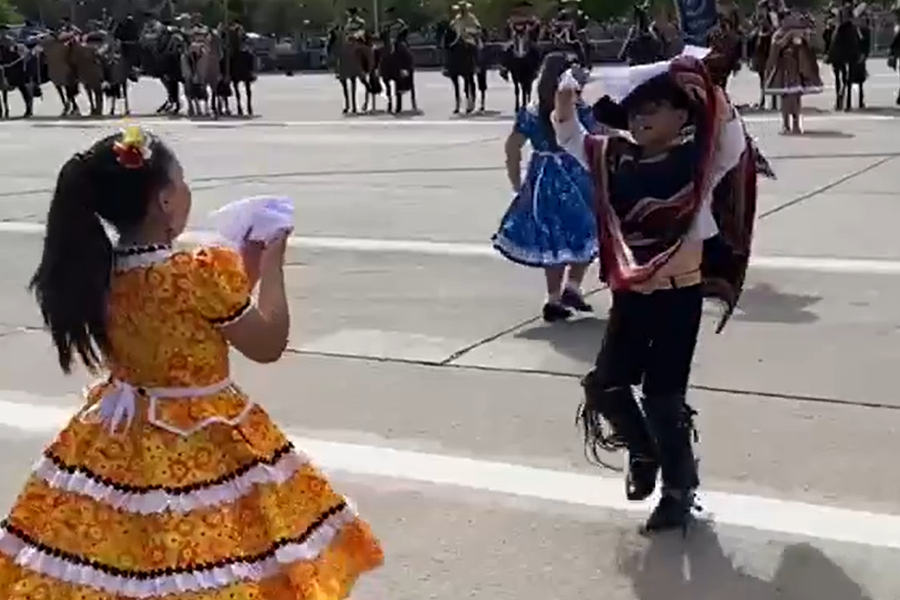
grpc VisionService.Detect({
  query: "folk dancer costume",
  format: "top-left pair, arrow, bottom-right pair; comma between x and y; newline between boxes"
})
493,54 -> 598,322
763,8 -> 822,133
499,0 -> 542,82
0,130 -> 383,600
889,2 -> 900,105
555,52 -> 759,532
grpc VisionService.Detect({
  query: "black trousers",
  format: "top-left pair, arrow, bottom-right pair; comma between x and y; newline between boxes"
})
593,284 -> 703,491
595,284 -> 702,396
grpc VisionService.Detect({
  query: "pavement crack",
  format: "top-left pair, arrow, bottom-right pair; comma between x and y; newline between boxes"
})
439,284 -> 608,366
758,155 -> 896,220
283,348 -> 900,412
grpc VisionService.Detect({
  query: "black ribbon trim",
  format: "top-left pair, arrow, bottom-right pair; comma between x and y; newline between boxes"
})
208,297 -> 252,325
1,501 -> 348,579
42,441 -> 295,495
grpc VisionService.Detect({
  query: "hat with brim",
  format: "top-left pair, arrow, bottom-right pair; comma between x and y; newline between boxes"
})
454,1 -> 473,8
582,45 -> 711,103
346,6 -> 360,14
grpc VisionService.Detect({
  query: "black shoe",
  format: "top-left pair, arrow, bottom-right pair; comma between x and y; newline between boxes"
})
578,374 -> 659,500
543,302 -> 572,322
641,489 -> 699,536
561,288 -> 593,312
626,455 -> 659,501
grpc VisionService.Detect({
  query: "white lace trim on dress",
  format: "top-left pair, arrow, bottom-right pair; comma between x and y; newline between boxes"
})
0,504 -> 357,599
33,450 -> 310,515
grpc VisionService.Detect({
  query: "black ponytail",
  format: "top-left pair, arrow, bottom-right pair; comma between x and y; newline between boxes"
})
30,133 -> 176,373
536,51 -> 579,151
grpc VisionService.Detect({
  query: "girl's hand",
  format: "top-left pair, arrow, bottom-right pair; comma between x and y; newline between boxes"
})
241,240 -> 265,288
260,230 -> 291,272
554,87 -> 577,120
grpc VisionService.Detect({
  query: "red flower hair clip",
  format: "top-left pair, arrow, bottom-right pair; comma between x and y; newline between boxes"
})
112,125 -> 153,170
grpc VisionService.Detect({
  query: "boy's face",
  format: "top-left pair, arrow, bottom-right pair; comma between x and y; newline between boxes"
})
627,99 -> 688,147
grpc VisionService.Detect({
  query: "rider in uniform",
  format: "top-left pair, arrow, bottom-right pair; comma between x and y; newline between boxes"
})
450,1 -> 483,47
549,0 -> 589,67
499,0 -> 540,81
381,5 -> 409,48
113,14 -> 141,80
344,7 -> 369,43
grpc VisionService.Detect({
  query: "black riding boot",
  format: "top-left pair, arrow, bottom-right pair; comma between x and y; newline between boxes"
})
579,369 -> 659,501
641,395 -> 700,535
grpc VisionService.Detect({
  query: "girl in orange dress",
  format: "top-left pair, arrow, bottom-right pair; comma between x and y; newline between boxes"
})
0,126 -> 383,600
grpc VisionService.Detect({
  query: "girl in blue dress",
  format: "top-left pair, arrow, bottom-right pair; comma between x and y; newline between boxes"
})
492,52 -> 599,322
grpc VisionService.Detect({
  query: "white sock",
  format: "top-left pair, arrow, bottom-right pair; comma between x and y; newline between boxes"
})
565,282 -> 582,295
547,291 -> 562,304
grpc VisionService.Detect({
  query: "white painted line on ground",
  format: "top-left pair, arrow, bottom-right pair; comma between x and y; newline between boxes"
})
0,220 -> 897,275
0,394 -> 897,549
9,114 -> 900,128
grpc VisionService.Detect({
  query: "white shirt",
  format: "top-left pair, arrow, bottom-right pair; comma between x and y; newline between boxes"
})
553,111 -> 747,241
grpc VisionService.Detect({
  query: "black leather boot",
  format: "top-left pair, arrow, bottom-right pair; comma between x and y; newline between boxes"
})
578,369 -> 659,501
641,396 -> 700,535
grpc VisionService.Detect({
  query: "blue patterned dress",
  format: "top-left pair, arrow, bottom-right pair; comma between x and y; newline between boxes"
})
492,104 -> 598,267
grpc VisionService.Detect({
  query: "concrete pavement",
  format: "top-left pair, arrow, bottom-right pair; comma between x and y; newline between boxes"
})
0,64 -> 900,598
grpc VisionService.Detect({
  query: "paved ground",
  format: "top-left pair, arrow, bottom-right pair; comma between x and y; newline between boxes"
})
1,62 -> 900,599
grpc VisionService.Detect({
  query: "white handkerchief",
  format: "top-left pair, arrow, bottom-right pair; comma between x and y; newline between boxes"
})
208,196 -> 294,247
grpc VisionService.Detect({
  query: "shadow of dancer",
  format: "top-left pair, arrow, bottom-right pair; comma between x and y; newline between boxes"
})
616,521 -> 874,600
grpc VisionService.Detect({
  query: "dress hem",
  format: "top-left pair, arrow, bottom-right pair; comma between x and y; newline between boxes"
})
492,235 -> 598,268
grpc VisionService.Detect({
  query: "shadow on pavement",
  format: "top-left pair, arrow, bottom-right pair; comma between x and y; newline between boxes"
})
617,521 -> 873,600
514,316 -> 607,366
734,283 -> 821,325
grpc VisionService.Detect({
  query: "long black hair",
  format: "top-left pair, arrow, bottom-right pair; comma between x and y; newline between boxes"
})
30,132 -> 176,373
535,51 -> 580,150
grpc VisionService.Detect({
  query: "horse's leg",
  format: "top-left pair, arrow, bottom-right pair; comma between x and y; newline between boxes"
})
477,70 -> 486,112
350,78 -> 358,113
245,81 -> 253,116
396,81 -> 404,114
383,79 -> 392,113
0,90 -> 7,119
463,74 -> 475,113
340,78 -> 350,114
513,79 -> 520,112
54,84 -> 68,116
858,81 -> 865,110
22,84 -> 34,118
451,76 -> 461,114
232,81 -> 243,115
832,65 -> 839,110
409,72 -> 418,112
123,81 -> 130,116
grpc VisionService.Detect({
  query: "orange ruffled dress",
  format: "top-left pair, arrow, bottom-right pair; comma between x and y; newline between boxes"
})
0,244 -> 383,600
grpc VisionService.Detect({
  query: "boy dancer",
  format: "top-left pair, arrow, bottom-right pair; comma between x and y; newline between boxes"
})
553,53 -> 758,533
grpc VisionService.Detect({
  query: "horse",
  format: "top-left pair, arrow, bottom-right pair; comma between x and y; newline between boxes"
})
0,36 -> 35,118
222,26 -> 256,116
704,19 -> 743,90
377,26 -> 417,114
825,7 -> 868,111
181,35 -> 223,117
502,24 -> 541,111
99,39 -> 131,115
149,28 -> 187,114
326,27 -> 376,114
37,32 -> 82,116
436,22 -> 481,114
73,34 -> 108,116
548,19 -> 590,68
617,5 -> 665,66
